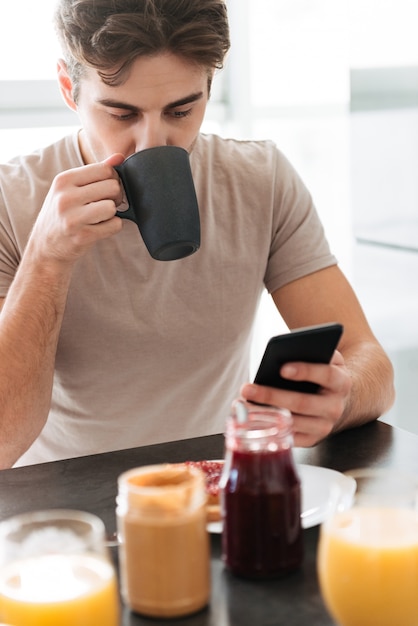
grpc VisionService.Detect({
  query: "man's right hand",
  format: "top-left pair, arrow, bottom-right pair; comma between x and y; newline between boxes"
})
29,153 -> 126,264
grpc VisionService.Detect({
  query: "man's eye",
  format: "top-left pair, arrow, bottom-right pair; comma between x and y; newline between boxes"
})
169,109 -> 193,119
110,111 -> 136,121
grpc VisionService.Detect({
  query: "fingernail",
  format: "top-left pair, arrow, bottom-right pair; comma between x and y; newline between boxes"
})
281,364 -> 297,377
243,383 -> 257,399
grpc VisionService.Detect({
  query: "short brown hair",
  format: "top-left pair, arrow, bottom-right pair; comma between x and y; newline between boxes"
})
55,0 -> 230,99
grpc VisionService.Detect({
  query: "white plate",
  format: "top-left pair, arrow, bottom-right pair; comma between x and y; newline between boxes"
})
298,464 -> 356,528
207,463 -> 356,533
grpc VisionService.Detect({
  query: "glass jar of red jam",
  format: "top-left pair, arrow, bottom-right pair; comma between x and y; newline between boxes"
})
220,399 -> 303,579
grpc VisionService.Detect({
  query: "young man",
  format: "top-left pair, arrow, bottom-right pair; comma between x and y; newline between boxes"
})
0,0 -> 394,468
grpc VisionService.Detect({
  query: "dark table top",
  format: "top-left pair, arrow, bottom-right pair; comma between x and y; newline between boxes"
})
0,419 -> 417,625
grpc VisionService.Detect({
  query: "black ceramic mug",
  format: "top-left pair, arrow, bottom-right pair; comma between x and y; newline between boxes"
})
115,146 -> 200,261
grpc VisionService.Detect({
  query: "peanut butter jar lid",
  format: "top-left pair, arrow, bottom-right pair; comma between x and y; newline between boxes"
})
117,463 -> 206,518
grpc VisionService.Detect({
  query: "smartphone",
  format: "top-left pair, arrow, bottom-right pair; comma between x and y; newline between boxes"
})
253,322 -> 344,394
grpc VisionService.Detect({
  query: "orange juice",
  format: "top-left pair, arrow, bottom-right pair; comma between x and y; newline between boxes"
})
318,507 -> 418,626
0,553 -> 119,626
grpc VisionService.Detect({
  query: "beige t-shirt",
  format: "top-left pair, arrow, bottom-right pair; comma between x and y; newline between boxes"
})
0,132 -> 337,465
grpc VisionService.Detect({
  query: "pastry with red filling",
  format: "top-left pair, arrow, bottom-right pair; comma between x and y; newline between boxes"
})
185,460 -> 224,523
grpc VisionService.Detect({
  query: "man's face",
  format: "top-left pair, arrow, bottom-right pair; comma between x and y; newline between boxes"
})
61,53 -> 210,164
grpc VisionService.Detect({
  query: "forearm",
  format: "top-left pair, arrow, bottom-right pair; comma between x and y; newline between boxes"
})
334,340 -> 395,432
0,243 -> 73,468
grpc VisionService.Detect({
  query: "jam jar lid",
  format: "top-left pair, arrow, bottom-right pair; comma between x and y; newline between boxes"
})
226,399 -> 294,451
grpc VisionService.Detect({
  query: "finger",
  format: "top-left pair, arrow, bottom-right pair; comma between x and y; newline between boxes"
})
55,154 -> 125,190
330,349 -> 344,365
293,429 -> 329,448
76,178 -> 122,207
84,199 -> 121,225
241,380 -> 346,426
292,413 -> 334,438
85,215 -> 123,239
280,360 -> 348,395
68,214 -> 123,250
104,153 -> 125,167
240,382 -> 325,415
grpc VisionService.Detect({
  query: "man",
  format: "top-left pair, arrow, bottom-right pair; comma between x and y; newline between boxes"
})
0,0 -> 394,468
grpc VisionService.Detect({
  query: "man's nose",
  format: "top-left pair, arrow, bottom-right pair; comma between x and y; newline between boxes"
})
134,118 -> 168,152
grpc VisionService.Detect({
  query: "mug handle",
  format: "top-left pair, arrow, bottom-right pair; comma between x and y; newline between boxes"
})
114,165 -> 137,223
115,205 -> 137,222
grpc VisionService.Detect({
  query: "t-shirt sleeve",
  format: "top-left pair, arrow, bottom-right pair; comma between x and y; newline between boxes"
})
0,134 -> 83,299
0,177 -> 20,298
263,147 -> 337,294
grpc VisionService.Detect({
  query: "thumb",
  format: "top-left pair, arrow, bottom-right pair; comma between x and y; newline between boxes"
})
104,153 -> 126,167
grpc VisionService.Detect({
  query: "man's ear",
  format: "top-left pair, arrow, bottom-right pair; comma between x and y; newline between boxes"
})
57,59 -> 77,111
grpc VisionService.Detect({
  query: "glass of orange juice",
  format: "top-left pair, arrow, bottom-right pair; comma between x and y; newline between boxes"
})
317,468 -> 418,626
0,509 -> 119,626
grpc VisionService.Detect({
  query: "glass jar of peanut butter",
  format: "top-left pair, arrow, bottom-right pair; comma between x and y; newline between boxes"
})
116,463 -> 210,618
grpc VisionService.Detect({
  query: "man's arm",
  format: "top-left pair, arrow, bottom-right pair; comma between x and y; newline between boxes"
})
241,265 -> 395,447
0,154 -> 124,468
0,259 -> 72,467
